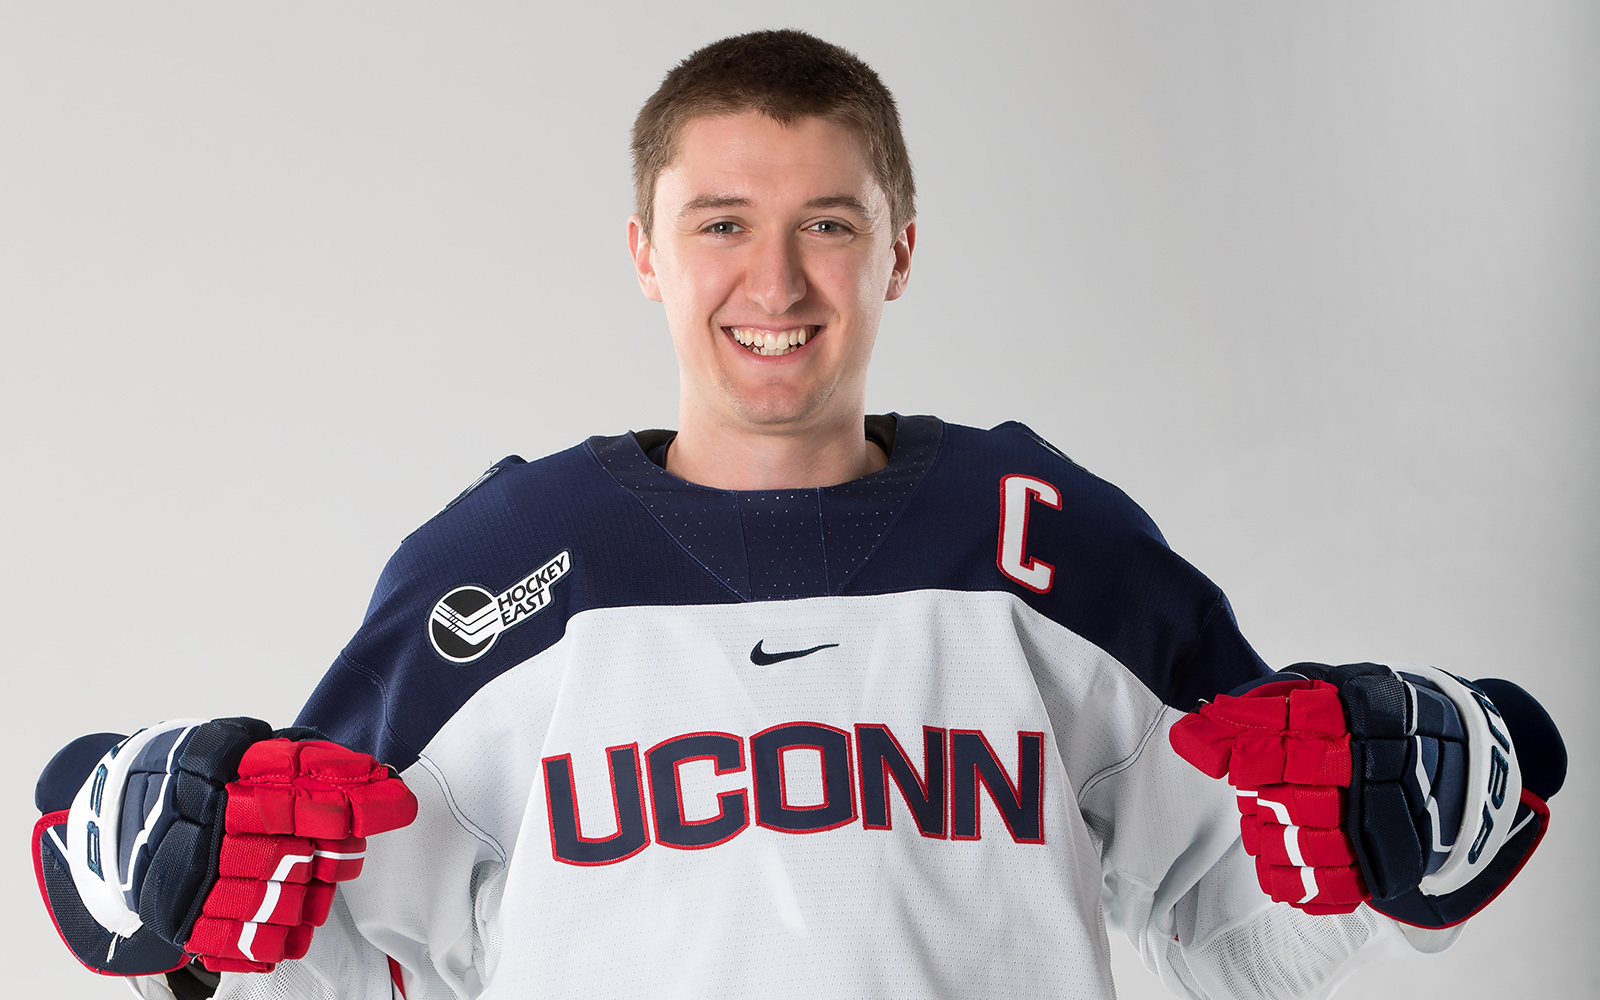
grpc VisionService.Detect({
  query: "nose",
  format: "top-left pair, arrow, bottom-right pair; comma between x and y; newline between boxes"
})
746,231 -> 806,314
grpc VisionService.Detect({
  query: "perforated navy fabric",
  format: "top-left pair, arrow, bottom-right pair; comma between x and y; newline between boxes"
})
591,415 -> 940,600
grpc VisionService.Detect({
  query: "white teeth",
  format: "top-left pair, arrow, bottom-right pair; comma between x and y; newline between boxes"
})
727,327 -> 814,356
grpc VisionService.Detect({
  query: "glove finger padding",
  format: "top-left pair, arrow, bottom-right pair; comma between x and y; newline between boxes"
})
225,740 -> 418,839
184,739 -> 417,972
1170,678 -> 1368,914
1254,859 -> 1369,914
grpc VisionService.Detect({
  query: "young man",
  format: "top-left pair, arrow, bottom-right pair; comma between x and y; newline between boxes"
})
32,30 -> 1563,1000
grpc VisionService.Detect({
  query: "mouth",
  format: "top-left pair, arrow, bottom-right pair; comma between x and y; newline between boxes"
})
725,325 -> 818,358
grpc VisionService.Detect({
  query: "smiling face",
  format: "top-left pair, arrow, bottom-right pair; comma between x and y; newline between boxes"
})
629,112 -> 913,441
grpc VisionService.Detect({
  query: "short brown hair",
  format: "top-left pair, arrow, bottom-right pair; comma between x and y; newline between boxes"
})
631,29 -> 915,238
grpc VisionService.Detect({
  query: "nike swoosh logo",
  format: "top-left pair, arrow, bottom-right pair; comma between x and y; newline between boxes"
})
749,640 -> 839,666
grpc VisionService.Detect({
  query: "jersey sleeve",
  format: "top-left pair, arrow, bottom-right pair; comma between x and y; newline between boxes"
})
976,423 -> 1444,998
1075,625 -> 1461,999
165,460 -> 539,1000
1083,701 -> 1459,1000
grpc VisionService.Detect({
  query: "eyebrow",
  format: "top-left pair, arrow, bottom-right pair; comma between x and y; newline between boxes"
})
803,195 -> 872,217
678,195 -> 750,217
676,193 -> 876,220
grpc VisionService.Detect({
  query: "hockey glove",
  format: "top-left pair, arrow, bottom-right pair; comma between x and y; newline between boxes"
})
32,718 -> 418,977
1169,663 -> 1565,927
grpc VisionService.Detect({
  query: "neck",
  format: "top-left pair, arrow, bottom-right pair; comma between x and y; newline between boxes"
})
665,407 -> 887,490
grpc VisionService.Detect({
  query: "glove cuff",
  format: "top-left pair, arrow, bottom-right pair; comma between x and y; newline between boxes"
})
34,809 -> 189,977
1399,665 -> 1522,896
33,718 -> 274,975
63,722 -> 209,940
1371,787 -> 1550,928
1371,673 -> 1565,928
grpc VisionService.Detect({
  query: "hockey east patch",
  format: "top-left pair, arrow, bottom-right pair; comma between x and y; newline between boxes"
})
428,550 -> 571,663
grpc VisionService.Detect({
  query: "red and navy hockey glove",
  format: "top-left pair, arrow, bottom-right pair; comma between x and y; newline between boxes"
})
32,718 -> 418,978
1170,663 -> 1565,927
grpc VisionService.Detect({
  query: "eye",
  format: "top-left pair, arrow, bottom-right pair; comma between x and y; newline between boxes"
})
807,219 -> 849,235
703,220 -> 743,236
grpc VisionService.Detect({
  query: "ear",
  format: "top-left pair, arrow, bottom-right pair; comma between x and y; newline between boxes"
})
884,220 -> 915,302
628,215 -> 663,302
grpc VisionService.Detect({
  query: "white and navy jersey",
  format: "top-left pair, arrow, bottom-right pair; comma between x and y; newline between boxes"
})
193,415 -> 1410,1000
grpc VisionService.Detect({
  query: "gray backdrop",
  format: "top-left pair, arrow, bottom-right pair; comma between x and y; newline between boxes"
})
3,3 -> 1594,997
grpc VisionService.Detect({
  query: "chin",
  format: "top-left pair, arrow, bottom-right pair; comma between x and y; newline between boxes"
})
725,388 -> 832,429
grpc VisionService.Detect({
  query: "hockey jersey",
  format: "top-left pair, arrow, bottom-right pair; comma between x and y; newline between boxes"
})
185,415 -> 1419,1000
